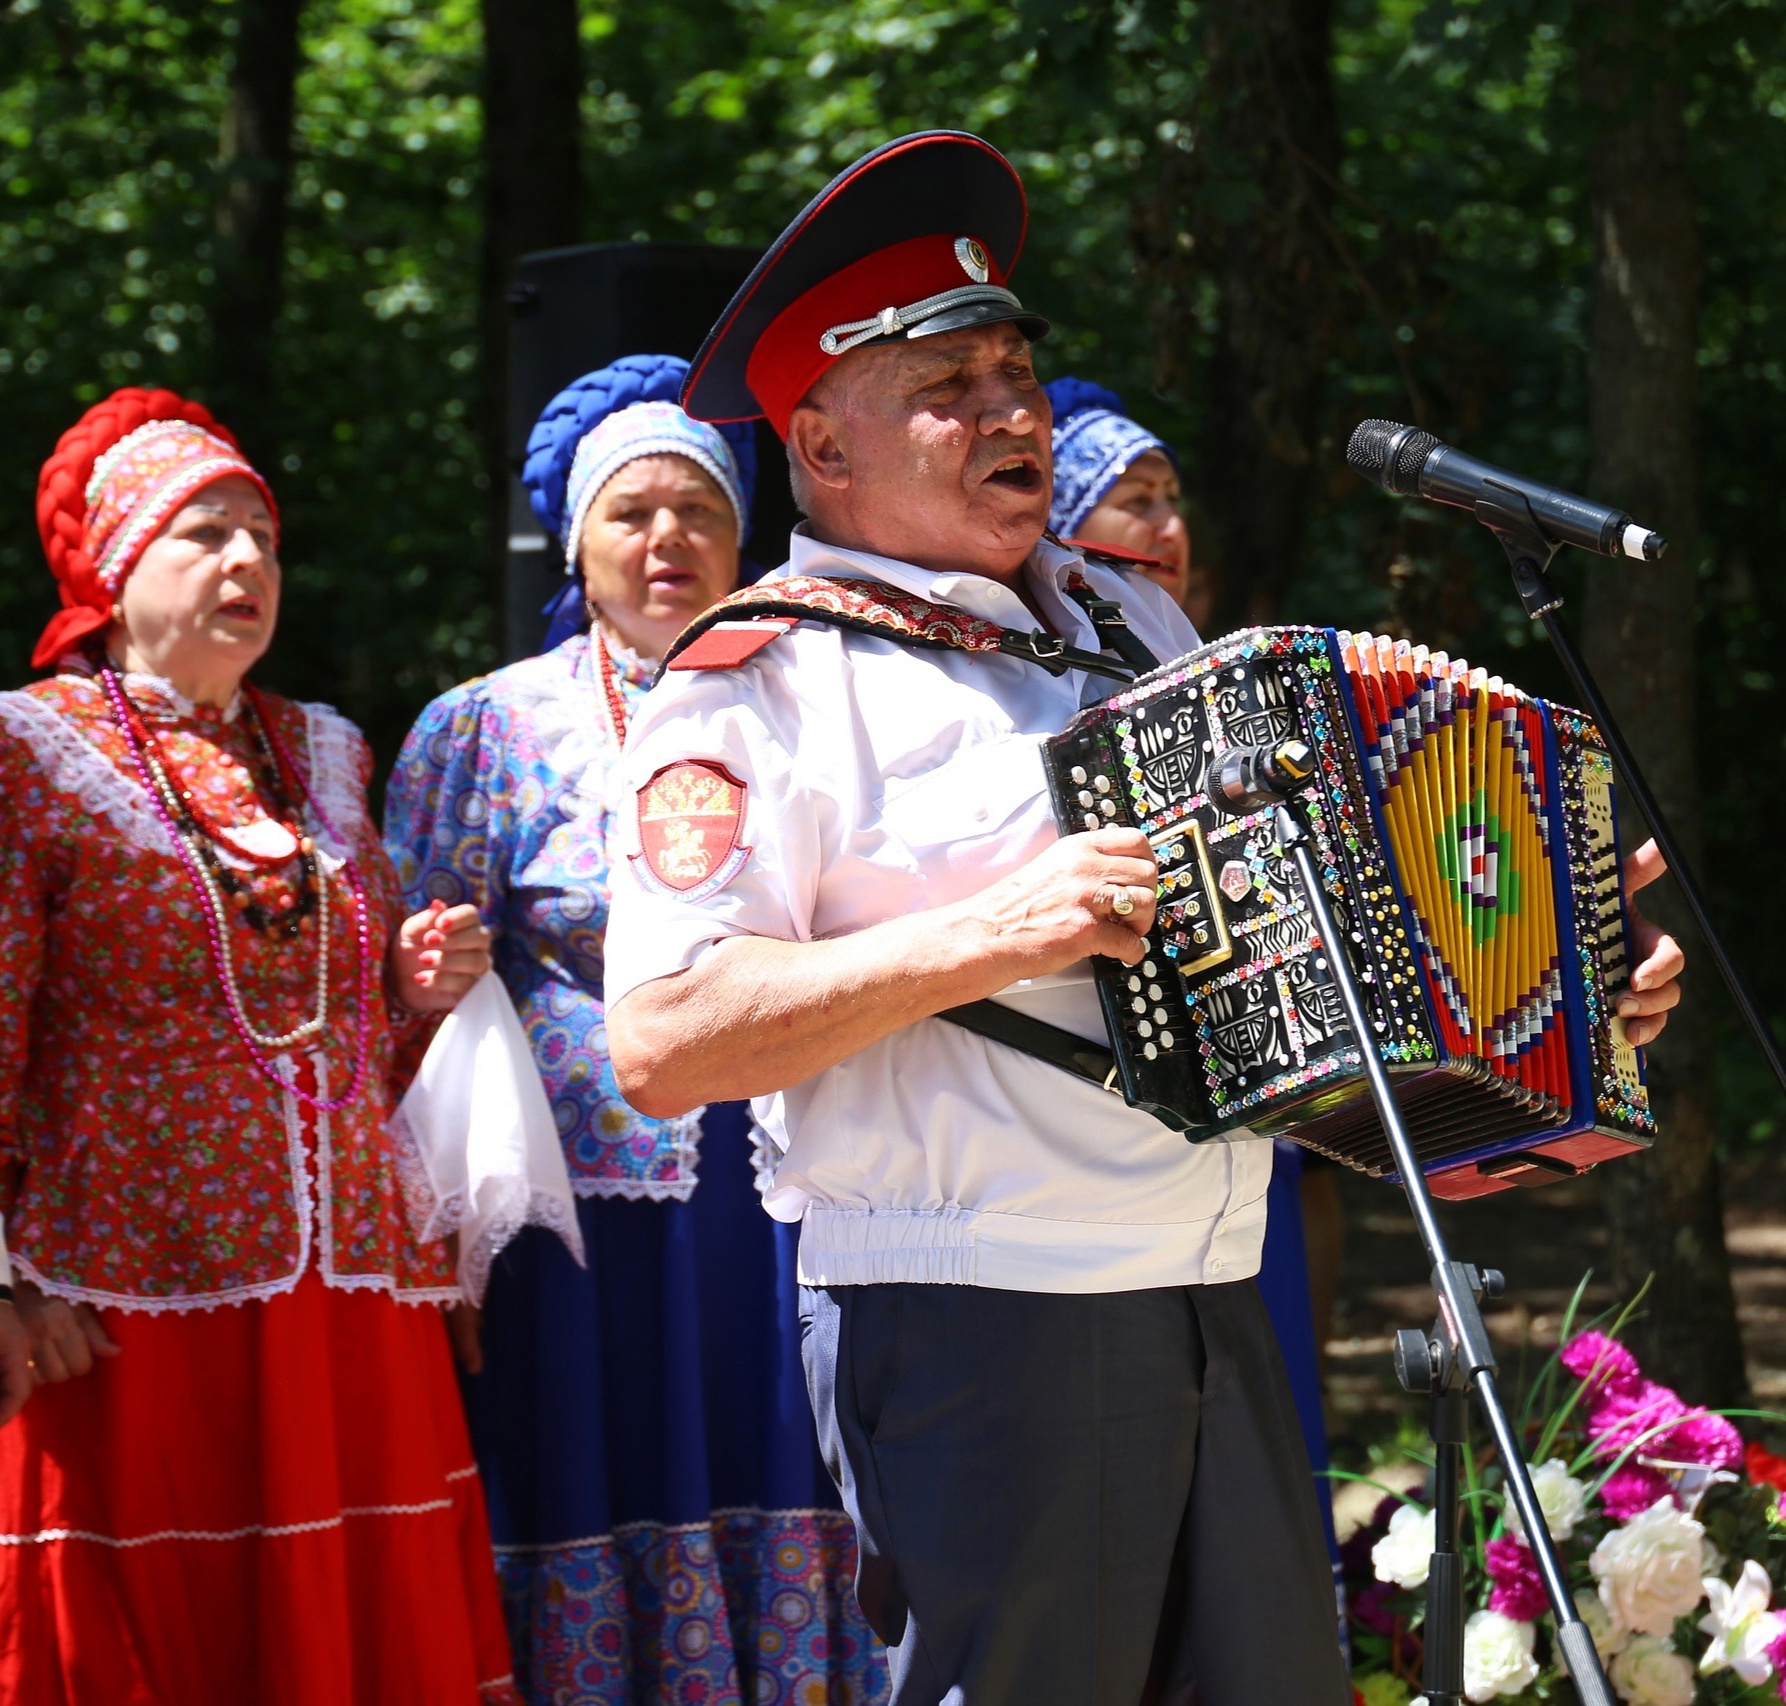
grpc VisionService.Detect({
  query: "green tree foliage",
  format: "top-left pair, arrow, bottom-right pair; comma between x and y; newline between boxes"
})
1,0 -> 1780,1108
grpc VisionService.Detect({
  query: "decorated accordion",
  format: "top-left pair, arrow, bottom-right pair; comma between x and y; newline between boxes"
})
1044,626 -> 1656,1199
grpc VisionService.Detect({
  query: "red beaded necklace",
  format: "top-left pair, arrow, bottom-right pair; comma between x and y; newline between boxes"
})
595,629 -> 632,746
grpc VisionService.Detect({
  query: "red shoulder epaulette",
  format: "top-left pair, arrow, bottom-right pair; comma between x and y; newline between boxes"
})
1058,536 -> 1167,572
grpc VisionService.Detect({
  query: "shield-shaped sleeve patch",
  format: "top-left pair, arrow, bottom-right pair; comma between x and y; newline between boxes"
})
631,760 -> 752,901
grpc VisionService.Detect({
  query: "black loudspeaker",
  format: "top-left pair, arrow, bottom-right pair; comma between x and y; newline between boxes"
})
504,241 -> 798,660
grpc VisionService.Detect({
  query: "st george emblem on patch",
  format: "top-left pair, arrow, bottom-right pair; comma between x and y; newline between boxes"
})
632,760 -> 751,901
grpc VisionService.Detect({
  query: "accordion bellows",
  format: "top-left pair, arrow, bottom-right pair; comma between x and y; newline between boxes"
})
1044,625 -> 1655,1200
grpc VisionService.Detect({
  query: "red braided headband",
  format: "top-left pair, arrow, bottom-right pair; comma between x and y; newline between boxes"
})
33,387 -> 277,669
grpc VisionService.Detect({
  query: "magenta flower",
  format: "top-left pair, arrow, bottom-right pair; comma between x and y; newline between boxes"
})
1485,1535 -> 1550,1622
1561,1331 -> 1644,1396
1599,1463 -> 1676,1522
1766,1622 -> 1786,1700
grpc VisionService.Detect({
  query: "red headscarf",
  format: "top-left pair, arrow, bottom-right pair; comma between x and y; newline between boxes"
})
33,387 -> 278,669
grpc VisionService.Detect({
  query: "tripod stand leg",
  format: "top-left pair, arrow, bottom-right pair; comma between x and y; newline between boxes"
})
1422,1390 -> 1468,1706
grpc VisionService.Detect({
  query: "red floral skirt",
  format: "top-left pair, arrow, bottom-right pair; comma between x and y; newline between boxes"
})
0,1271 -> 519,1706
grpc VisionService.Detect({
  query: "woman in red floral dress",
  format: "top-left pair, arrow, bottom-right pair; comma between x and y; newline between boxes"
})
0,387 -> 520,1705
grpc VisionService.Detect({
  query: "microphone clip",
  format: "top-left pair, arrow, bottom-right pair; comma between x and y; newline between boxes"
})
1474,480 -> 1567,619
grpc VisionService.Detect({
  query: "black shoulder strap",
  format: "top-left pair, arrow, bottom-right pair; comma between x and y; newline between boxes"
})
936,1000 -> 1119,1092
1060,568 -> 1162,677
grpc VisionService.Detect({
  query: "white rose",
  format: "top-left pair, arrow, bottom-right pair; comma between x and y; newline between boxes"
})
1506,1458 -> 1588,1543
1589,1498 -> 1715,1636
1608,1634 -> 1695,1706
1698,1557 -> 1786,1686
1574,1587 -> 1630,1660
1462,1609 -> 1539,1702
1373,1502 -> 1436,1590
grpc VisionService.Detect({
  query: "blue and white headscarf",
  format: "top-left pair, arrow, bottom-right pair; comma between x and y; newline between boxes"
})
522,353 -> 756,564
1045,376 -> 1177,538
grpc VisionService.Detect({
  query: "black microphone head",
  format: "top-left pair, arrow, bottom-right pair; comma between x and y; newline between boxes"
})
1347,419 -> 1440,496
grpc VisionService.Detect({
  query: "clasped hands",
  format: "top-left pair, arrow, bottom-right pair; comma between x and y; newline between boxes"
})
1023,827 -> 1683,1050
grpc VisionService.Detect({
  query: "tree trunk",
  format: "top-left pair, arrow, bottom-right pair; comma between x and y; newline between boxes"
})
478,0 -> 583,643
210,0 -> 304,460
1576,0 -> 1746,1405
1131,0 -> 1342,629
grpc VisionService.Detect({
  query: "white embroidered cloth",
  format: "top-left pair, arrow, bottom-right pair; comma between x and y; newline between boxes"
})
395,972 -> 585,1302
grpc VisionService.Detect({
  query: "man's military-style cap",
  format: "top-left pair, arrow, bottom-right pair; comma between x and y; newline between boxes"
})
681,131 -> 1050,437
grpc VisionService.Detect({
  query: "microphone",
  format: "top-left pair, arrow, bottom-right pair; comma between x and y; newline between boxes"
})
1346,419 -> 1667,563
1211,739 -> 1316,814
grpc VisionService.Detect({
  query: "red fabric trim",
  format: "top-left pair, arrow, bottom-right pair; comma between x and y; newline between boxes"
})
1060,537 -> 1167,571
665,620 -> 795,672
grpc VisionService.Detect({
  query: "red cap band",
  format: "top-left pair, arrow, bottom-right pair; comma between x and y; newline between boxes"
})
745,233 -> 1006,438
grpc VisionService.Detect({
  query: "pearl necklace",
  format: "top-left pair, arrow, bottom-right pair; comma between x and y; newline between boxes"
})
99,664 -> 376,1112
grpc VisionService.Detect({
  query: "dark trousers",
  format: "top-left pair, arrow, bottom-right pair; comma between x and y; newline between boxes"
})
800,1279 -> 1351,1706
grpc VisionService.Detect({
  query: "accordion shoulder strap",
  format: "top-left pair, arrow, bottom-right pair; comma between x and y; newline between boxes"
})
659,575 -> 1134,682
936,999 -> 1120,1093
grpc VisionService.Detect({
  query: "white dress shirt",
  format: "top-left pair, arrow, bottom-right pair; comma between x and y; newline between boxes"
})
604,529 -> 1273,1293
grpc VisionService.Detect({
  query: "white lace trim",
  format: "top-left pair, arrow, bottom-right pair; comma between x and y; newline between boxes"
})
567,1107 -> 703,1201
459,1185 -> 586,1304
389,1103 -> 592,1304
489,640 -> 623,838
300,700 -> 370,867
0,1475 -> 479,1549
0,691 -> 173,855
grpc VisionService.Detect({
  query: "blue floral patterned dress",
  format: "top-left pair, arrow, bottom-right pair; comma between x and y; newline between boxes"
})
385,632 -> 885,1706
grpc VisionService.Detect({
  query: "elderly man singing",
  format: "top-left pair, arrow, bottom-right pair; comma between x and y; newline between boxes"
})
604,134 -> 1672,1706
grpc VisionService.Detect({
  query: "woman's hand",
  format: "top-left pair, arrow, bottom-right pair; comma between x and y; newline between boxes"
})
0,1300 -> 34,1425
15,1282 -> 119,1384
389,898 -> 493,1014
444,1303 -> 484,1377
1620,839 -> 1686,1048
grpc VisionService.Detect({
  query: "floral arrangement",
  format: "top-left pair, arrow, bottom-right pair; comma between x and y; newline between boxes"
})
1343,1289 -> 1786,1705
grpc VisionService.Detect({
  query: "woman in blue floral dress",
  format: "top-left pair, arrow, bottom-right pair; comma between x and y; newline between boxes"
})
384,356 -> 884,1706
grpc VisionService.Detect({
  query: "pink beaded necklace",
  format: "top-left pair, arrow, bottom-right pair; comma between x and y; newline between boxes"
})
99,663 -> 377,1112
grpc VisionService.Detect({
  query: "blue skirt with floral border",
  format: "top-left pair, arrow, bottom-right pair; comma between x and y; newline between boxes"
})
462,1102 -> 888,1706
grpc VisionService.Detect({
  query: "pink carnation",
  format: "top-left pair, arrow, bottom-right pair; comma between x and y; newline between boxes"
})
1661,1407 -> 1743,1469
1586,1384 -> 1689,1456
1485,1535 -> 1549,1621
1561,1331 -> 1644,1395
1598,1463 -> 1674,1522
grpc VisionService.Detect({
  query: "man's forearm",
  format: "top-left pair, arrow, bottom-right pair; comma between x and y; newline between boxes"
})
608,827 -> 1160,1117
608,905 -> 1010,1117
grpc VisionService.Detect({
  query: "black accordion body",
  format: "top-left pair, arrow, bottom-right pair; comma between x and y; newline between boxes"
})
1044,626 -> 1656,1200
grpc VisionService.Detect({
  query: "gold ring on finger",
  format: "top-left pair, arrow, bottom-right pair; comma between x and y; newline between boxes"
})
1110,888 -> 1136,917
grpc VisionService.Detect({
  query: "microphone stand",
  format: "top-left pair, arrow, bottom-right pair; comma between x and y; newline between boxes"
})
1475,484 -> 1786,1098
1270,794 -> 1617,1706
